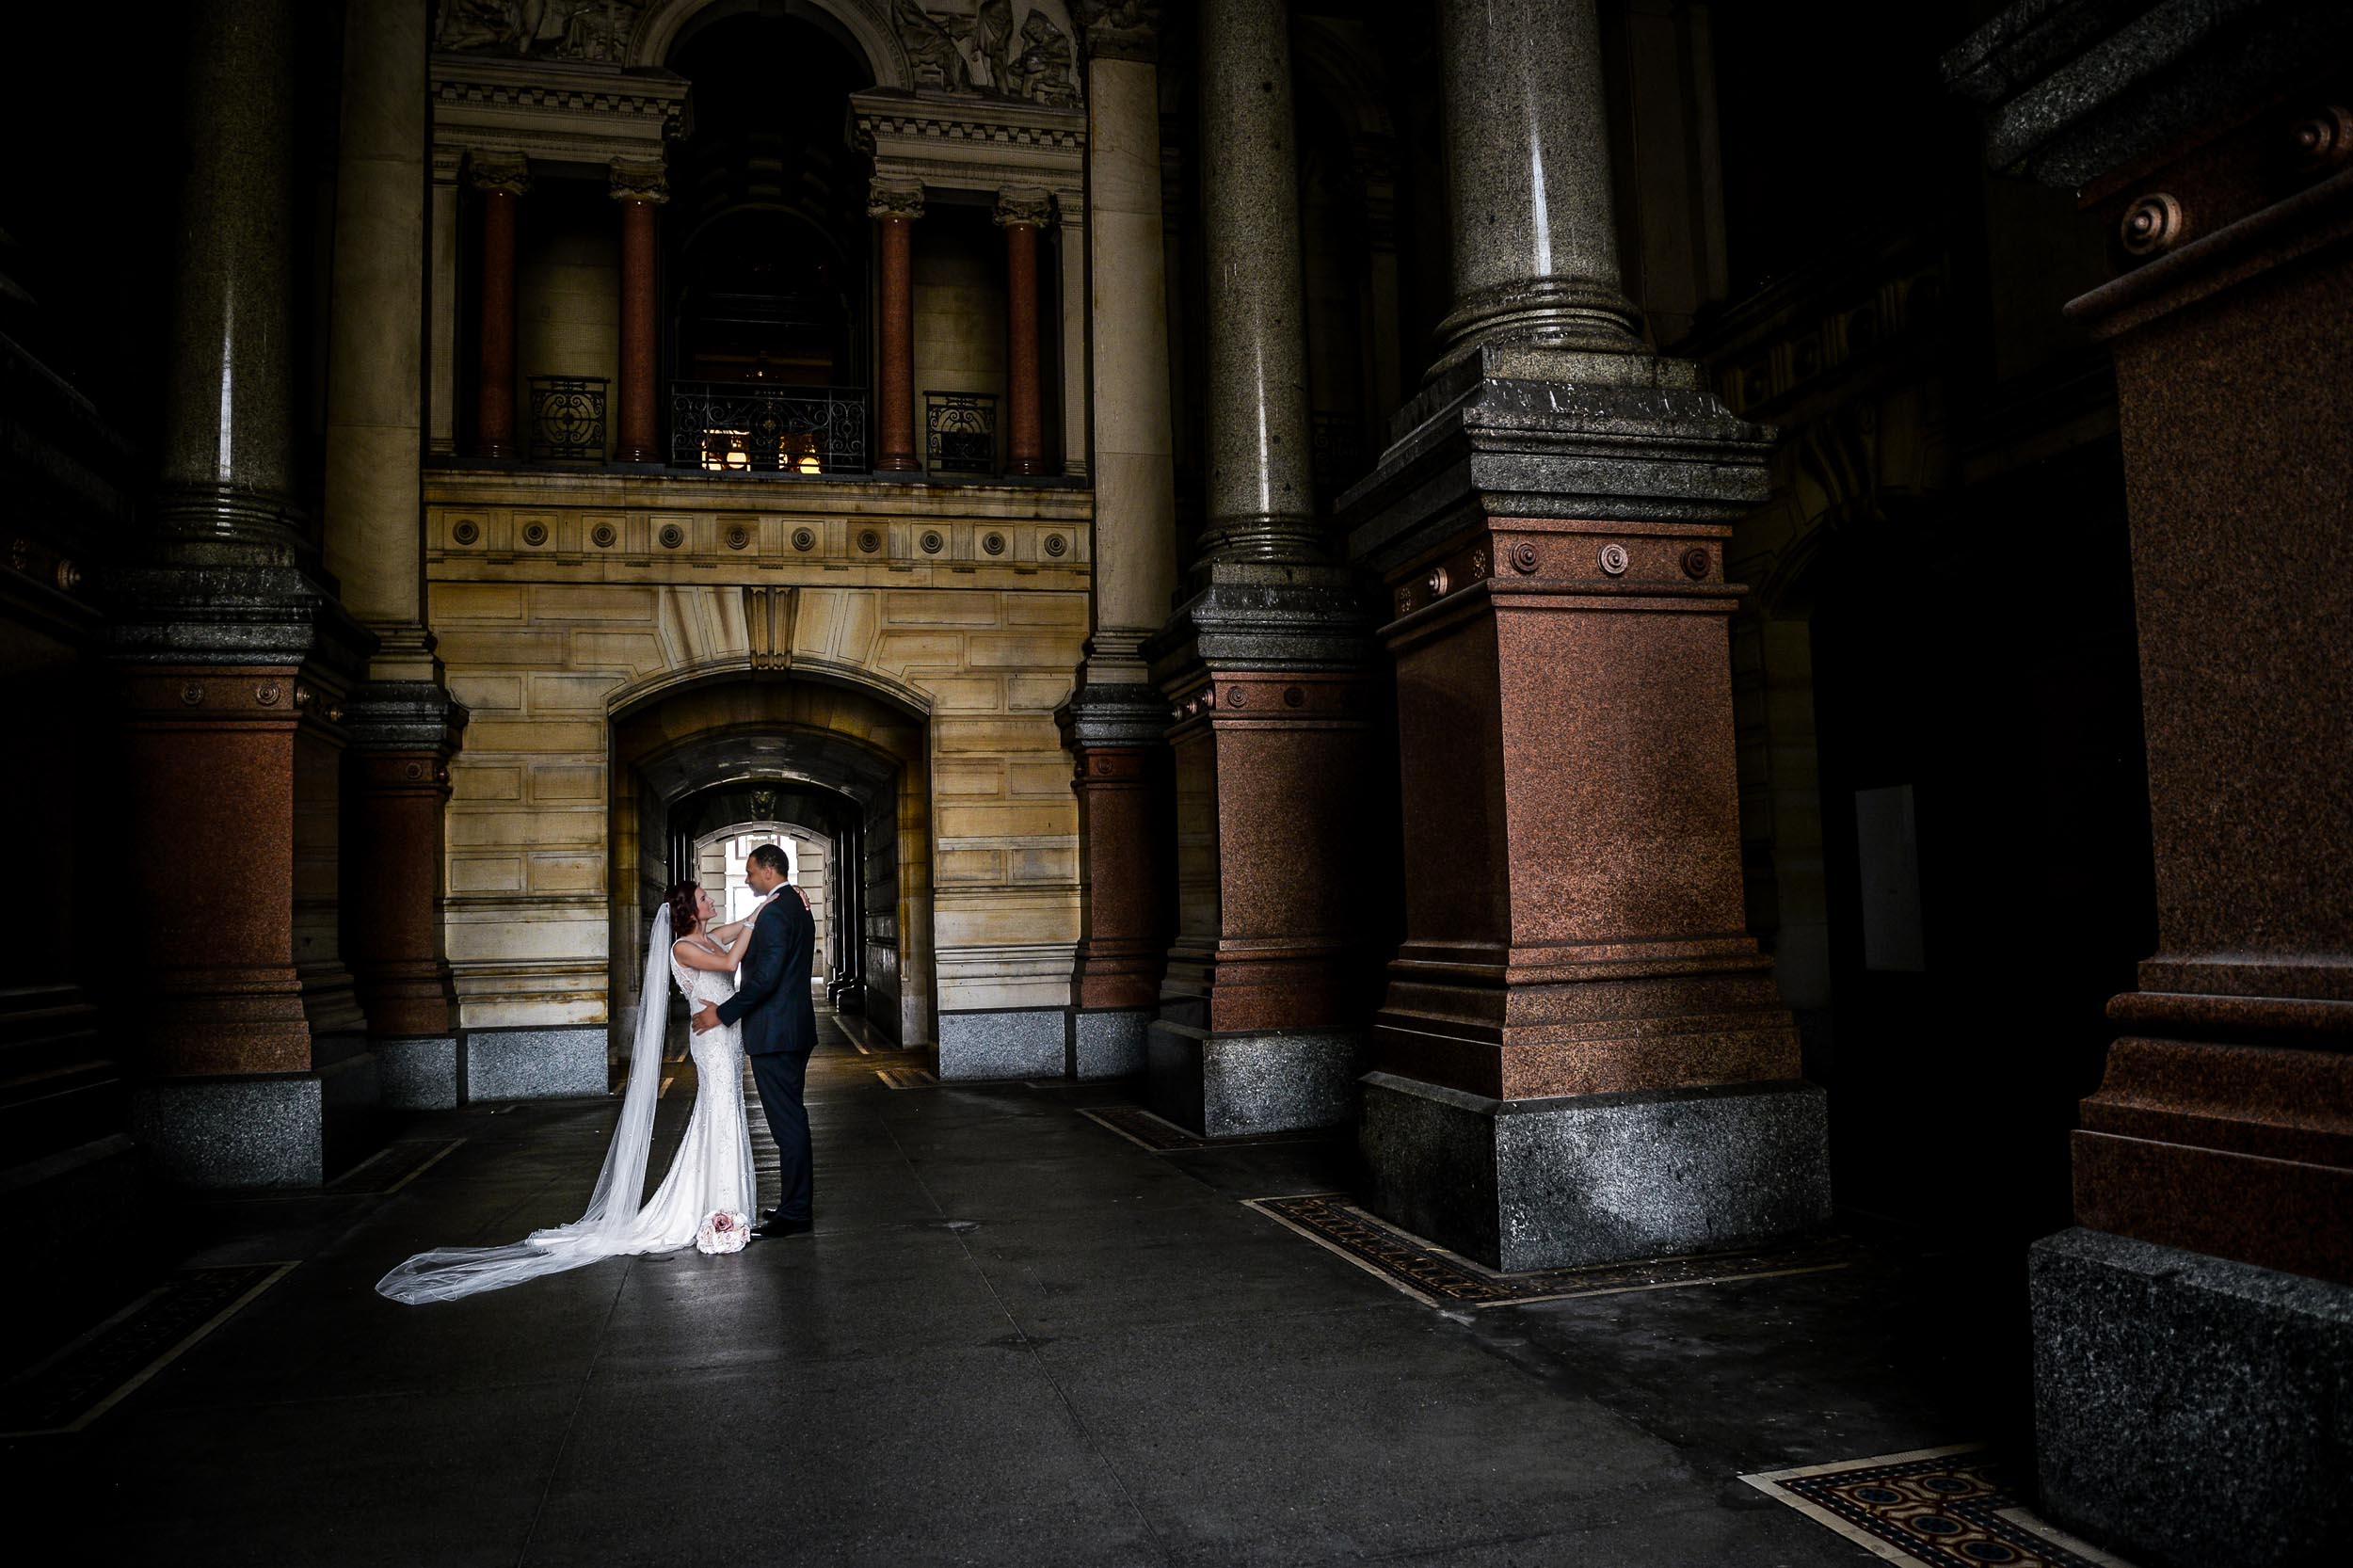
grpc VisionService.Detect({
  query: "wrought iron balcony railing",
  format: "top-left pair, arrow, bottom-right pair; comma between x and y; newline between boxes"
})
671,382 -> 868,474
528,376 -> 609,461
924,391 -> 999,475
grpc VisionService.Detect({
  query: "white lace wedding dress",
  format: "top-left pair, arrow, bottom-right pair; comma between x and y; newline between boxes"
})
376,904 -> 759,1304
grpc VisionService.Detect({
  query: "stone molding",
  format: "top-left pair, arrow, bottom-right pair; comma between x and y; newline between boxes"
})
854,88 -> 1086,219
467,151 -> 532,196
432,54 -> 688,171
867,178 -> 927,220
608,158 -> 668,203
1075,0 -> 1161,63
994,186 -> 1056,228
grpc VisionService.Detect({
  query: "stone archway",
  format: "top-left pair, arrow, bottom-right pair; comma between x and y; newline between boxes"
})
610,676 -> 935,1054
631,0 -> 912,84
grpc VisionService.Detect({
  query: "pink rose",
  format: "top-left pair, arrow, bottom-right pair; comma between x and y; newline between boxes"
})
696,1209 -> 750,1255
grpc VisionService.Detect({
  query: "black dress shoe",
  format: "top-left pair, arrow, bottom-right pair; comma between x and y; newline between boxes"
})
752,1216 -> 812,1240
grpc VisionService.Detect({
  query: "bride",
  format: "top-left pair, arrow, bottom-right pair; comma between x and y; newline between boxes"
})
376,880 -> 768,1304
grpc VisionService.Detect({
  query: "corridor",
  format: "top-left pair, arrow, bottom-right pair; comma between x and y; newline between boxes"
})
1,1013 -> 2056,1567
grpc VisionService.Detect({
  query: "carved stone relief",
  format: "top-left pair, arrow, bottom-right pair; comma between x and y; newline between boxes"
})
894,0 -> 1079,106
435,0 -> 642,64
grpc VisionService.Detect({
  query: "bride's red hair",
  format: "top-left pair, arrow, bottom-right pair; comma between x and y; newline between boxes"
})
665,881 -> 702,936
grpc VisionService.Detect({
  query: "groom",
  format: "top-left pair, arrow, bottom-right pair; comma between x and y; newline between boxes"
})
692,842 -> 816,1239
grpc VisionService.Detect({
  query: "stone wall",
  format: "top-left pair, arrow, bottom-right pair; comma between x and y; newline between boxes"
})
424,468 -> 1090,1061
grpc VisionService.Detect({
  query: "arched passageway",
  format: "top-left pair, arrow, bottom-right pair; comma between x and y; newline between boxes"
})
609,676 -> 934,1054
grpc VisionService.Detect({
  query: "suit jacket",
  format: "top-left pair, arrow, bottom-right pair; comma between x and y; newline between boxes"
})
714,889 -> 818,1057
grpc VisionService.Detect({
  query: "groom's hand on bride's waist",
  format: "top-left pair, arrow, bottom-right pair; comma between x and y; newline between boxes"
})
691,1002 -> 720,1034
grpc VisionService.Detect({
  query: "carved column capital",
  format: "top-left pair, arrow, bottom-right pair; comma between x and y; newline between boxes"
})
430,143 -> 466,186
1076,0 -> 1163,63
467,152 -> 531,197
867,179 -> 926,221
993,187 -> 1056,229
609,158 -> 669,204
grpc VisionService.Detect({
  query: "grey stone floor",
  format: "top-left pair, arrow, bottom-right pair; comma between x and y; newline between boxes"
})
6,1014 -> 2034,1566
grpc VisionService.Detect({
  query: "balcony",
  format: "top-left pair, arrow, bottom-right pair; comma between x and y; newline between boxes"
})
670,382 -> 869,475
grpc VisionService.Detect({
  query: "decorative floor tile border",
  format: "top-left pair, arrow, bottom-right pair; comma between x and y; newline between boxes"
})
1741,1446 -> 2139,1567
0,1263 -> 298,1436
1244,1192 -> 1856,1308
875,1066 -> 939,1089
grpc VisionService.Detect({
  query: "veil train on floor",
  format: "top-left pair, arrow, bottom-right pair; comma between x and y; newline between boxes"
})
375,904 -> 676,1305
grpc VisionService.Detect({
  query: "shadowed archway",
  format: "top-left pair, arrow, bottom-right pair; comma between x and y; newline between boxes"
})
610,677 -> 934,1055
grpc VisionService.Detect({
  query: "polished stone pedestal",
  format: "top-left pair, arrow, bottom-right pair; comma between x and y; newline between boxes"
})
461,1027 -> 606,1101
2029,1227 -> 2353,1568
938,1008 -> 1065,1080
131,1044 -> 380,1188
1360,1072 -> 1831,1272
375,1033 -> 460,1110
1068,1006 -> 1151,1080
1147,1021 -> 1357,1138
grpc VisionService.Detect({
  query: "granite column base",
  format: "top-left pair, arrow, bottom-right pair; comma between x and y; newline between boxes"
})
2029,1227 -> 2353,1568
131,1043 -> 380,1189
460,1026 -> 607,1101
1146,1020 -> 1358,1138
1068,1006 -> 1152,1080
937,1007 -> 1065,1080
1359,1071 -> 1831,1272
375,1033 -> 460,1109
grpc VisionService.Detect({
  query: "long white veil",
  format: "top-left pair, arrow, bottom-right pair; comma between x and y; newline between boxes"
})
376,904 -> 677,1304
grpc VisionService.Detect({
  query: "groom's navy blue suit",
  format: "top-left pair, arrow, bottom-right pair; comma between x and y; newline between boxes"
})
715,887 -> 818,1223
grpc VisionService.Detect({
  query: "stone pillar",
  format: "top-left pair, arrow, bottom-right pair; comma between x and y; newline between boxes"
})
116,0 -> 376,1189
611,159 -> 667,464
870,180 -> 923,472
1059,6 -> 1177,1079
1130,0 -> 1377,1132
996,189 -> 1053,477
470,153 -> 529,459
1946,8 -> 2353,1564
322,0 -> 470,1111
1338,0 -> 1825,1268
1055,202 -> 1091,479
427,148 -> 463,456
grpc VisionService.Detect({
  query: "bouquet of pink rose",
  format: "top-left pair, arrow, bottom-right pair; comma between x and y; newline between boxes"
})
696,1209 -> 750,1255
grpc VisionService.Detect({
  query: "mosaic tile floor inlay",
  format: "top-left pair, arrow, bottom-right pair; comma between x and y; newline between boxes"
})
0,1263 -> 296,1436
1245,1192 -> 1856,1308
1741,1447 -> 2139,1567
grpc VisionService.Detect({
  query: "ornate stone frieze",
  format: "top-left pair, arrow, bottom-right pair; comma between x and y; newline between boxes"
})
867,179 -> 927,221
435,0 -> 641,65
993,187 -> 1055,228
1073,0 -> 1160,62
609,157 -> 668,203
432,54 -> 690,170
895,0 -> 1080,106
853,91 -> 1085,217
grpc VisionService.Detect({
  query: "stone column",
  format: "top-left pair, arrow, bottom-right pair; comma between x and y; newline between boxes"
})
1059,4 -> 1179,1079
1947,8 -> 2353,1563
322,0 -> 460,1107
611,159 -> 667,464
1428,0 -> 1641,367
116,0 -> 376,1189
470,153 -> 529,459
1055,202 -> 1091,479
427,148 -> 463,456
869,180 -> 923,472
995,189 -> 1053,477
1132,0 -> 1377,1132
1338,0 -> 1825,1268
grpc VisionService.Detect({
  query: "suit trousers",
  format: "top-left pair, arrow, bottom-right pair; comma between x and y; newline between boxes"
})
749,1047 -> 813,1222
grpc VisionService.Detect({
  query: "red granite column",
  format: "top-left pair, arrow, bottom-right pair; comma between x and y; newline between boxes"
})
122,668 -> 317,1078
996,189 -> 1053,476
470,153 -> 529,459
611,160 -> 666,464
869,180 -> 923,472
343,688 -> 464,1039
